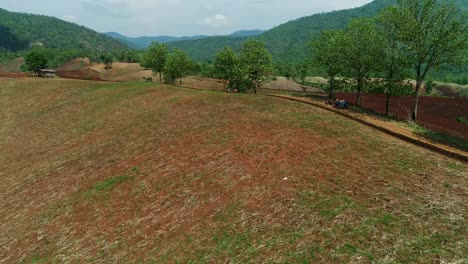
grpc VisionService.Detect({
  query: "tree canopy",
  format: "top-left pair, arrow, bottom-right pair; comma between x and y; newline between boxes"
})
385,0 -> 468,121
141,42 -> 168,83
214,46 -> 241,90
241,40 -> 273,94
24,47 -> 49,73
164,49 -> 191,85
310,30 -> 346,98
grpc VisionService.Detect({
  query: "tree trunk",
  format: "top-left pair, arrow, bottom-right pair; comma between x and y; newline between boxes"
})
385,94 -> 390,116
412,66 -> 423,122
180,78 -> 182,85
356,77 -> 363,106
329,76 -> 334,99
159,72 -> 162,83
223,80 -> 227,91
412,79 -> 423,122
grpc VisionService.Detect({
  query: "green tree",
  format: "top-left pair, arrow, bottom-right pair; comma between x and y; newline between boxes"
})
100,54 -> 113,70
386,0 -> 467,121
240,40 -> 273,94
295,62 -> 309,85
24,47 -> 49,73
214,46 -> 240,90
310,30 -> 345,99
164,48 -> 190,85
341,18 -> 385,106
141,42 -> 168,83
377,7 -> 413,116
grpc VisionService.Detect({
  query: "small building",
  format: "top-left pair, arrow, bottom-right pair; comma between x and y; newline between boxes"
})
37,69 -> 56,78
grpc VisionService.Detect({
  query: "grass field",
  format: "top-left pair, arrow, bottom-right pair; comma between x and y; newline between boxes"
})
0,78 -> 466,263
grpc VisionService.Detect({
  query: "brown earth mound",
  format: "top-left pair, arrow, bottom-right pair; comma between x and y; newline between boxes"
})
55,69 -> 103,81
90,62 -> 153,81
56,58 -> 92,71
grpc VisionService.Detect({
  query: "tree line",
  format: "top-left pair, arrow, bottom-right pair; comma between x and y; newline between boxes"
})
140,40 -> 273,93
310,0 -> 467,121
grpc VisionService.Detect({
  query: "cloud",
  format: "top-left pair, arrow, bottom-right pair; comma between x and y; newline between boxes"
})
60,15 -> 78,23
203,14 -> 230,27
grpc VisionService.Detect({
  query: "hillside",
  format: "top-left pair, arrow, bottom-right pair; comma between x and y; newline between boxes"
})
1,78 -> 466,262
0,8 -> 128,52
105,30 -> 265,50
168,0 -> 467,63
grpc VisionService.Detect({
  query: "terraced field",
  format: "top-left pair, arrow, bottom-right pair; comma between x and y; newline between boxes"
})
0,78 -> 466,263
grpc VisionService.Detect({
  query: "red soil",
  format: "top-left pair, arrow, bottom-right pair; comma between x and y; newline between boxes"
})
0,72 -> 28,78
336,93 -> 468,140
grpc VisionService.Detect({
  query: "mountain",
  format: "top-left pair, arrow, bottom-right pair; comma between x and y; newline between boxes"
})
167,0 -> 467,63
0,8 -> 128,52
105,30 -> 265,50
229,30 -> 265,38
104,32 -> 210,49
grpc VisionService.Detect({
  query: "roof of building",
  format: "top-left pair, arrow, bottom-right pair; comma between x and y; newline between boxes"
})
39,69 -> 56,73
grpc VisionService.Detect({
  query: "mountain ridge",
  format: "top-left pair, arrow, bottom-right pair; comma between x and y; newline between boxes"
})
104,30 -> 265,49
167,0 -> 467,63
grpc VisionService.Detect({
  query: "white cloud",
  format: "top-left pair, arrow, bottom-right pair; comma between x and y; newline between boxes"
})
203,14 -> 230,27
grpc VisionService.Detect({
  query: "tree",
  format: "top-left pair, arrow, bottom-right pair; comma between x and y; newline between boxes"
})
100,54 -> 113,70
141,42 -> 168,83
310,30 -> 345,99
295,62 -> 309,85
214,46 -> 240,90
164,48 -> 190,85
341,18 -> 385,106
385,0 -> 467,121
376,7 -> 414,116
240,40 -> 273,94
24,47 -> 49,74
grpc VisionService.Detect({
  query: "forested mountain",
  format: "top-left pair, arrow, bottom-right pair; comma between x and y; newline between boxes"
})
168,0 -> 467,63
0,8 -> 127,52
105,30 -> 265,50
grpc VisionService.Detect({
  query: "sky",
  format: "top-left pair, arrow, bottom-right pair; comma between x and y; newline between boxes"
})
0,0 -> 374,37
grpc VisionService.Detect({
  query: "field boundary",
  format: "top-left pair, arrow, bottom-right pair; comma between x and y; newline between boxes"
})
267,94 -> 468,162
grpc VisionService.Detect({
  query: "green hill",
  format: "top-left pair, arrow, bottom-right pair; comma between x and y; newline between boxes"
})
105,30 -> 265,50
168,0 -> 467,63
0,8 -> 128,53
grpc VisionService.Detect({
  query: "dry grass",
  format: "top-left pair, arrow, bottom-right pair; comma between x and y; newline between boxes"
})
0,78 -> 466,263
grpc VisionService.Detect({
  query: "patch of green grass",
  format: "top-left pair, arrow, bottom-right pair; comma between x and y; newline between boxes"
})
287,244 -> 323,263
41,167 -> 139,222
297,191 -> 360,220
213,203 -> 240,223
92,175 -> 130,192
402,122 -> 468,151
338,243 -> 375,261
30,255 -> 49,264
456,116 -> 468,124
395,233 -> 453,263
